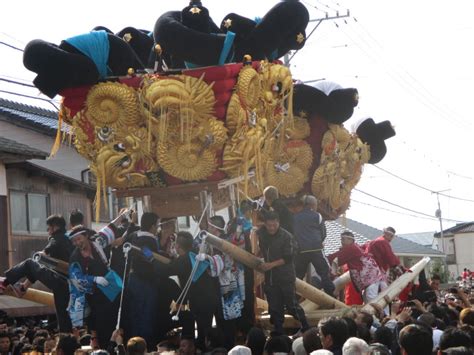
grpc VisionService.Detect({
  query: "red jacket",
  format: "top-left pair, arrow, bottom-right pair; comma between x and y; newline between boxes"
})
366,236 -> 400,272
328,244 -> 364,271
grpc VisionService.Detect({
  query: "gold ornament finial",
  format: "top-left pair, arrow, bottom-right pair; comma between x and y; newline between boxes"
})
154,44 -> 162,55
296,32 -> 305,44
243,54 -> 252,64
127,68 -> 135,76
123,33 -> 133,43
223,18 -> 232,29
189,6 -> 201,14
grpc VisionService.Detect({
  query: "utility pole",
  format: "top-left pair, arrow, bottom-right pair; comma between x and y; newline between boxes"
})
433,189 -> 450,253
433,189 -> 450,281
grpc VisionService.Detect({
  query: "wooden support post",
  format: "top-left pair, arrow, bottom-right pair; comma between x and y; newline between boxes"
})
204,232 -> 347,309
361,257 -> 431,315
3,287 -> 55,307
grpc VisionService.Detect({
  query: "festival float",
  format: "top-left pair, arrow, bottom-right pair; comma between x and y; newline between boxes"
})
15,0 -> 415,328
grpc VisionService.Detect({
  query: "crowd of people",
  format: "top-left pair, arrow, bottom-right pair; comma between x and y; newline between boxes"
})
1,185 -> 474,355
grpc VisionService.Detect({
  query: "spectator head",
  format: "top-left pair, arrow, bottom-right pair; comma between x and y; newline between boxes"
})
208,216 -> 226,237
127,337 -> 147,355
179,336 -> 196,355
157,340 -> 177,353
340,231 -> 355,246
176,231 -> 194,255
440,346 -> 473,355
55,333 -> 80,355
383,227 -> 396,241
263,186 -> 279,205
355,311 -> 374,330
0,332 -> 11,354
373,326 -> 393,350
342,317 -> 358,338
263,211 -> 280,236
245,327 -> 266,355
310,350 -> 334,355
79,334 -> 91,346
355,324 -> 371,345
303,327 -> 322,353
460,308 -> 474,326
46,214 -> 66,234
342,337 -> 369,355
291,337 -> 306,355
458,325 -> 474,348
417,312 -> 436,328
160,218 -> 177,237
439,327 -> 472,351
368,343 -> 391,355
264,335 -> 291,355
44,338 -> 56,353
399,324 -> 433,355
205,327 -> 225,350
318,317 -> 350,351
229,345 -> 252,355
239,200 -> 253,219
140,212 -> 159,233
301,195 -> 318,210
69,209 -> 84,228
430,274 -> 441,291
32,336 -> 46,353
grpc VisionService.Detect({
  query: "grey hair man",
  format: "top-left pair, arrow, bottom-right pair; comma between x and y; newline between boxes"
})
293,195 -> 335,295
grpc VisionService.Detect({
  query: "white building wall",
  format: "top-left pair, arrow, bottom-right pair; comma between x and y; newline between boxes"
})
454,232 -> 474,276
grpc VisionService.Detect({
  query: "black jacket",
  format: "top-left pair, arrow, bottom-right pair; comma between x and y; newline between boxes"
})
257,226 -> 296,285
151,253 -> 219,312
260,199 -> 294,234
44,229 -> 74,262
129,231 -> 159,282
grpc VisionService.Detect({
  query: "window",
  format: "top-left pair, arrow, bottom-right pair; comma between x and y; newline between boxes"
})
10,191 -> 50,234
10,191 -> 27,232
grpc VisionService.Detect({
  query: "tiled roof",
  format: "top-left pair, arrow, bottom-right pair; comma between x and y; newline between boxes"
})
398,232 -> 435,246
0,136 -> 48,160
434,222 -> 474,237
0,97 -> 69,136
333,217 -> 445,256
323,220 -> 371,255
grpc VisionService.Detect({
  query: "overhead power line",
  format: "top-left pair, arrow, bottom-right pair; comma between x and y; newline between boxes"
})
0,41 -> 23,52
0,89 -> 59,110
354,188 -> 466,223
351,199 -> 439,221
372,165 -> 474,203
0,77 -> 35,88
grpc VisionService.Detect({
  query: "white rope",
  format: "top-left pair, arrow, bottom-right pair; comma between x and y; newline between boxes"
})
115,244 -> 131,330
172,232 -> 208,321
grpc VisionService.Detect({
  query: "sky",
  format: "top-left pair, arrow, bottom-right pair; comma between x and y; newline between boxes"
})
1,0 -> 473,235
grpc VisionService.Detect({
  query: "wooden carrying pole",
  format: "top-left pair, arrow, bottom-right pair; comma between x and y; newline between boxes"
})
361,257 -> 431,315
333,271 -> 350,294
204,232 -> 347,309
33,253 -> 69,275
4,287 -> 55,307
123,242 -> 171,264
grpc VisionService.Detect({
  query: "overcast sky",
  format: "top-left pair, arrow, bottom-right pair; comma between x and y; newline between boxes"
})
1,0 -> 473,234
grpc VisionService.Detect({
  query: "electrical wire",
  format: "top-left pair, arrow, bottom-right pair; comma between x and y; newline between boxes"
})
0,41 -> 23,52
0,77 -> 36,88
351,199 -> 439,221
0,89 -> 59,110
353,188 -> 466,223
372,165 -> 474,203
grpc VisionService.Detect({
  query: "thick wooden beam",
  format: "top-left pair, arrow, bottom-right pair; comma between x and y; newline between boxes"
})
361,257 -> 431,315
204,232 -> 347,309
3,287 -> 55,307
257,309 -> 346,328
